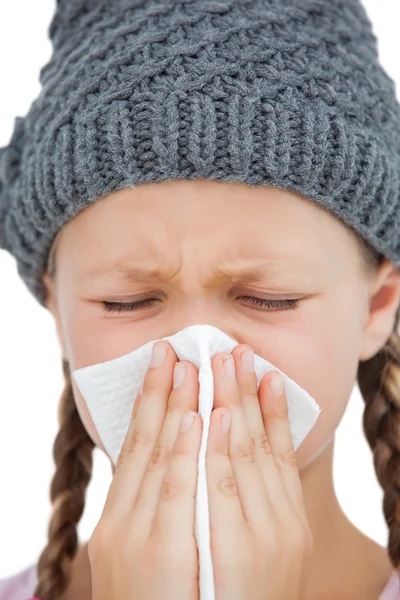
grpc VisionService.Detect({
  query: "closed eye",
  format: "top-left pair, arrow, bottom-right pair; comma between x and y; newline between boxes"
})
101,297 -> 301,313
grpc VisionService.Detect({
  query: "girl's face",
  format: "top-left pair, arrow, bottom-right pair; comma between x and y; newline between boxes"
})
42,179 -> 398,472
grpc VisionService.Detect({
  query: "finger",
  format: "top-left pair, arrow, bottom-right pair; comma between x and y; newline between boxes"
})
100,388 -> 142,517
111,374 -> 145,456
231,346 -> 291,516
150,408 -> 202,542
211,353 -> 271,532
104,340 -> 178,519
206,407 -> 246,549
132,360 -> 200,539
259,371 -> 308,523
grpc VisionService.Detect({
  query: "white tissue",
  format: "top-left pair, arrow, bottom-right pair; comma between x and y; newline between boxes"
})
72,324 -> 322,600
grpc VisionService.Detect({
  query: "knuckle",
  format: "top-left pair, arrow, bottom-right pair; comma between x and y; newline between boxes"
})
165,405 -> 183,418
217,476 -> 238,498
90,520 -> 142,566
252,433 -> 273,456
142,377 -> 163,395
277,447 -> 298,469
269,410 -> 288,424
290,522 -> 310,551
160,477 -> 183,501
231,438 -> 255,463
119,428 -> 151,462
243,390 -> 259,405
148,443 -> 171,470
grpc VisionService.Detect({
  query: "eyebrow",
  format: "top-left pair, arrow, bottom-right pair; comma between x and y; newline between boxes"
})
82,261 -> 303,290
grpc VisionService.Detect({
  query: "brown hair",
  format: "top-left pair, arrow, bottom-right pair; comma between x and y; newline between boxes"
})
32,230 -> 400,599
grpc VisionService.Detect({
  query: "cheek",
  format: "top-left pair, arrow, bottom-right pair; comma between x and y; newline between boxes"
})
260,327 -> 362,472
70,378 -> 109,457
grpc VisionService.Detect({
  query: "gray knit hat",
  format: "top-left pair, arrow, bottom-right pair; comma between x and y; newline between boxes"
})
1,0 -> 400,309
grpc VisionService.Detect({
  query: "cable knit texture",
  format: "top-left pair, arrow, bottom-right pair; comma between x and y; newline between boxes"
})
1,0 -> 400,307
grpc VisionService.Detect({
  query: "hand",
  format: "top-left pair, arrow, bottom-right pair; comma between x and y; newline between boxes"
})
206,345 -> 314,600
88,341 -> 203,600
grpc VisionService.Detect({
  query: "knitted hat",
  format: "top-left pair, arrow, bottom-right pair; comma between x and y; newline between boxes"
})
1,0 -> 400,309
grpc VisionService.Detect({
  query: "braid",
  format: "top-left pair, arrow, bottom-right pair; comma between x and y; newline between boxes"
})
33,359 -> 95,600
358,302 -> 400,571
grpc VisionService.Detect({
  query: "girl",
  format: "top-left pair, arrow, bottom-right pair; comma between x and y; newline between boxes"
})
1,1 -> 400,599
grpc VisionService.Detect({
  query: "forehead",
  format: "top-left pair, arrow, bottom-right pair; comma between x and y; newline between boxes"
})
51,180 -> 358,280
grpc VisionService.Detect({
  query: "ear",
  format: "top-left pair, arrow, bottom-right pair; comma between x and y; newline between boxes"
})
359,260 -> 400,362
42,272 -> 68,361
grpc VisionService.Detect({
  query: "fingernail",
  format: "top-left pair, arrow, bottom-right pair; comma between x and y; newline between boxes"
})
180,410 -> 196,432
240,348 -> 254,372
220,410 -> 231,434
223,355 -> 236,379
269,371 -> 284,396
173,363 -> 186,388
150,341 -> 168,367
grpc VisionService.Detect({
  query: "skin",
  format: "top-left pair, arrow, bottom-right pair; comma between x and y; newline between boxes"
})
43,178 -> 400,599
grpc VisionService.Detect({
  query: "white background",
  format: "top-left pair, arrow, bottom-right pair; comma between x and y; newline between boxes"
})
1,0 -> 400,580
